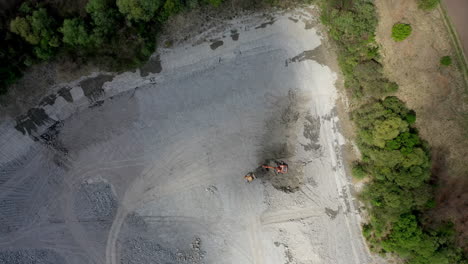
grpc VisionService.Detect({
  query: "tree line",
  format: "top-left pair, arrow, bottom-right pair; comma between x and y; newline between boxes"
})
320,0 -> 466,263
0,0 -> 222,94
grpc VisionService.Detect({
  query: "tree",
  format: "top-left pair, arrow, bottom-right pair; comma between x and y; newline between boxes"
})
116,0 -> 163,21
9,8 -> 60,60
86,0 -> 120,43
372,117 -> 408,147
60,18 -> 92,47
392,23 -> 412,42
158,0 -> 183,22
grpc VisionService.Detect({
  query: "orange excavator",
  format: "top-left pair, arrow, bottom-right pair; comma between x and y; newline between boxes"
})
244,161 -> 289,183
262,162 -> 288,174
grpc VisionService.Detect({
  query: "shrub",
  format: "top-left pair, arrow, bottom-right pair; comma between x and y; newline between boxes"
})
9,7 -> 61,60
60,18 -> 92,47
419,0 -> 440,11
392,23 -> 412,42
440,56 -> 452,66
116,0 -> 163,21
352,162 -> 367,179
405,112 -> 416,124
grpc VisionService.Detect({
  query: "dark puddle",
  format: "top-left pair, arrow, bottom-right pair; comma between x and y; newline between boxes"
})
255,19 -> 275,29
140,55 -> 162,77
57,87 -> 73,102
230,30 -> 239,41
80,74 -> 114,101
210,40 -> 224,50
285,48 -> 325,67
15,108 -> 53,136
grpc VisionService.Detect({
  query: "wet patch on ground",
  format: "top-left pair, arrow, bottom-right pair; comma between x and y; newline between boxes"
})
257,90 -> 313,192
210,40 -> 224,50
140,55 -> 162,77
0,249 -> 67,264
230,29 -> 239,41
302,114 -> 321,152
14,108 -> 53,135
79,74 -> 114,101
255,19 -> 275,29
57,87 -> 74,103
285,47 -> 326,67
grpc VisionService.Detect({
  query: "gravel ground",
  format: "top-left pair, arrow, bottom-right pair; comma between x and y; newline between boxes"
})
0,6 -> 379,264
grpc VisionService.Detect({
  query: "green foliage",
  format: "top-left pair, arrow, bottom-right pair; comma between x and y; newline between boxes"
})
440,56 -> 452,66
351,97 -> 466,262
352,162 -> 367,179
381,214 -> 466,264
392,23 -> 412,42
9,7 -> 60,60
86,0 -> 120,43
158,0 -> 183,22
116,0 -> 163,21
320,0 -> 398,98
320,1 -> 465,262
418,0 -> 440,11
60,18 -> 92,47
205,0 -> 223,7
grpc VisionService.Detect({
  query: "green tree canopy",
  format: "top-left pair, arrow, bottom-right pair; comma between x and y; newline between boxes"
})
86,0 -> 120,43
60,18 -> 92,47
116,0 -> 163,21
9,7 -> 60,60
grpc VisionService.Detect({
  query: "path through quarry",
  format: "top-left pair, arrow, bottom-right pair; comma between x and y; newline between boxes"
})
0,7 -> 377,264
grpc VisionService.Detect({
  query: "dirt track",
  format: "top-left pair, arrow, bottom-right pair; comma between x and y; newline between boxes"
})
0,7 -> 379,264
443,0 -> 468,56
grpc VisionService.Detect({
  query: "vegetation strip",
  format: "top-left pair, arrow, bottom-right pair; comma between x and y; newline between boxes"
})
438,3 -> 468,89
0,0 -> 222,95
320,0 -> 466,263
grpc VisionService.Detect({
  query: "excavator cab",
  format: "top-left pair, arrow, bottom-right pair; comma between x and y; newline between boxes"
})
262,161 -> 288,174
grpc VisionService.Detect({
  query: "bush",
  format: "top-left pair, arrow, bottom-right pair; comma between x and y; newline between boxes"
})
9,7 -> 61,60
392,23 -> 412,42
321,0 -> 398,98
352,162 -> 367,179
405,112 -> 416,124
419,0 -> 440,11
116,0 -> 163,21
440,56 -> 452,66
60,18 -> 92,47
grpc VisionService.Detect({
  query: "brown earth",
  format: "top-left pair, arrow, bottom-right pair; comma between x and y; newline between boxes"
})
443,0 -> 468,57
375,0 -> 468,250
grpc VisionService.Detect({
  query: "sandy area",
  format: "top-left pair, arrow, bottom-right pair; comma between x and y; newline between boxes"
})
0,7 -> 380,264
375,0 -> 468,248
